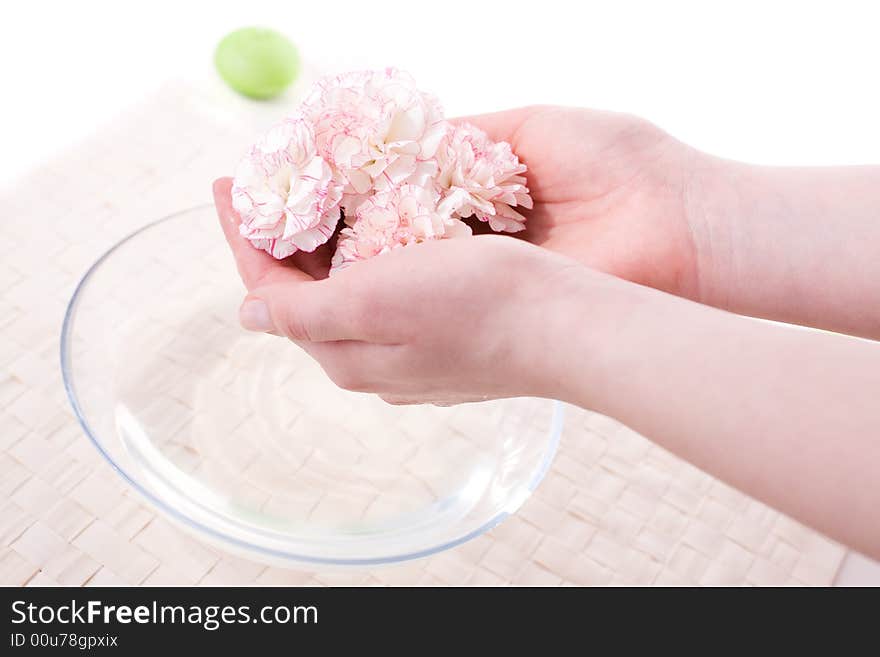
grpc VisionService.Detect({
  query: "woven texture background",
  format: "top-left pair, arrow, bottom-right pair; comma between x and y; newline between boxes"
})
0,81 -> 846,586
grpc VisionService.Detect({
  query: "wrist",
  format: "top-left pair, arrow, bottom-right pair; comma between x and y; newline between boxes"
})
681,151 -> 780,315
678,150 -> 735,309
521,263 -> 645,412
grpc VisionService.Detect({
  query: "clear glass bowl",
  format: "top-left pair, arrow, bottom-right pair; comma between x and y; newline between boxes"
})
61,205 -> 563,566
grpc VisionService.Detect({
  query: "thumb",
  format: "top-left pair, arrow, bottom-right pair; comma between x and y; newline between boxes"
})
449,106 -> 548,147
238,280 -> 362,343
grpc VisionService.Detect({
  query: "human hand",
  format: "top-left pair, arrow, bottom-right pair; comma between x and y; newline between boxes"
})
214,177 -> 595,404
479,107 -> 880,340
459,106 -> 702,299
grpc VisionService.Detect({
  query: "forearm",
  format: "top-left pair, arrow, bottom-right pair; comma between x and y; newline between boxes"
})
548,274 -> 880,557
686,157 -> 880,339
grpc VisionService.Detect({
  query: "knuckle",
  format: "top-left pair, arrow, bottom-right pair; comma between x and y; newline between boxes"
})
275,300 -> 312,342
282,316 -> 312,342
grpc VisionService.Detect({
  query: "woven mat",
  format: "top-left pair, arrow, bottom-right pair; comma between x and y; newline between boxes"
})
0,81 -> 846,586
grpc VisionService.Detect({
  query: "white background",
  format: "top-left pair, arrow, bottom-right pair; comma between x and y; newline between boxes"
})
2,0 -> 878,583
2,0 -> 880,185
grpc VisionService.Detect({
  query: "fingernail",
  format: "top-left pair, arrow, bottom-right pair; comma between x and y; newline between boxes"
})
239,299 -> 273,332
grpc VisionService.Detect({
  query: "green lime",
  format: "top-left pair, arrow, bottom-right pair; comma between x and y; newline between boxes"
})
214,27 -> 300,100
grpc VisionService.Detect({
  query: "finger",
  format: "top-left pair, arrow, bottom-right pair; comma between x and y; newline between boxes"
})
379,395 -> 457,406
449,106 -> 548,148
213,177 -> 312,289
380,395 -> 419,406
388,392 -> 493,406
241,279 -> 378,343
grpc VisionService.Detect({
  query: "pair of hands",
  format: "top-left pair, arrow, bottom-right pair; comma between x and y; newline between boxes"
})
216,115 -> 880,559
213,106 -> 700,405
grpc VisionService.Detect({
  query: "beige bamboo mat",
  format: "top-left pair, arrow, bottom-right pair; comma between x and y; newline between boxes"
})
0,80 -> 846,586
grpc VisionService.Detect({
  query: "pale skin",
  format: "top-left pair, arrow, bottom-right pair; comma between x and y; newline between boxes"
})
212,106 -> 880,559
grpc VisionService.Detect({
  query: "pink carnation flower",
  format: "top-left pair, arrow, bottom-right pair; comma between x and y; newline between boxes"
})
435,122 -> 533,232
302,69 -> 447,207
232,118 -> 343,259
331,184 -> 471,273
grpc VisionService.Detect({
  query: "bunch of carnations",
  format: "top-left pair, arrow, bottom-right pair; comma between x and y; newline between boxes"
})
231,68 -> 532,273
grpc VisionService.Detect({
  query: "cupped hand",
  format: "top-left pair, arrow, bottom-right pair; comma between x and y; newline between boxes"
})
460,106 -> 702,299
214,177 -> 591,404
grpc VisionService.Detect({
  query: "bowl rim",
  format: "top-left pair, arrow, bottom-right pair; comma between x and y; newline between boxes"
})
60,204 -> 564,566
